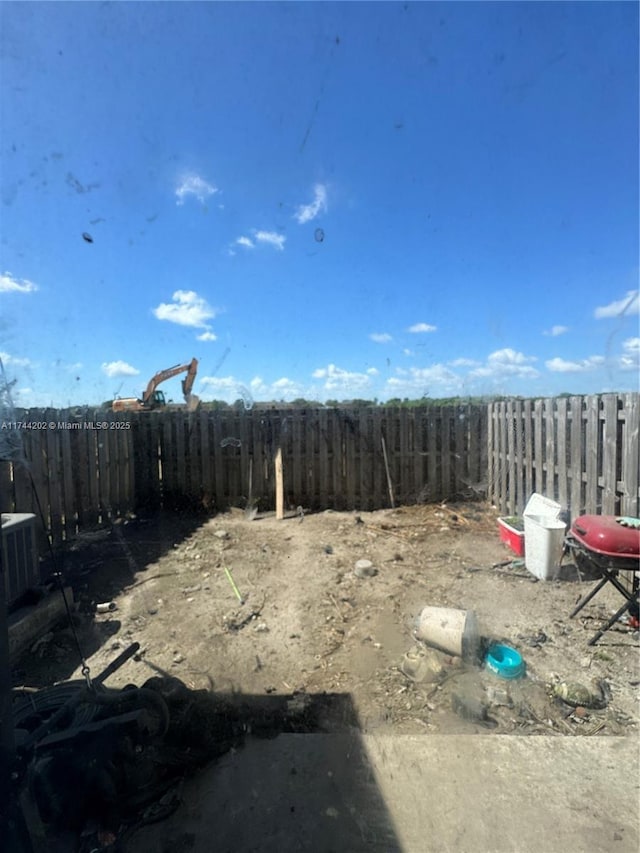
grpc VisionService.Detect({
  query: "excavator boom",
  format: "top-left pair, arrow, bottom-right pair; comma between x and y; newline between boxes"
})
112,358 -> 199,412
142,358 -> 199,404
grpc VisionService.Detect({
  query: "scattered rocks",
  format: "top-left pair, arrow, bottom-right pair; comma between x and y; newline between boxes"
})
354,559 -> 377,578
255,622 -> 269,633
182,584 -> 202,595
172,653 -> 185,664
486,685 -> 512,707
324,545 -> 334,555
214,530 -> 230,540
400,646 -> 446,684
517,630 -> 548,648
223,600 -> 265,632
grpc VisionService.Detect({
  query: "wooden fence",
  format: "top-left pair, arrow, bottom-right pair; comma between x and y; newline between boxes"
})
4,394 -> 636,556
133,404 -> 488,515
488,393 -> 639,518
0,409 -> 135,553
0,405 -> 487,551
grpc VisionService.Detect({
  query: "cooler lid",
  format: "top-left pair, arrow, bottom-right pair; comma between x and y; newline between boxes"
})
523,493 -> 562,520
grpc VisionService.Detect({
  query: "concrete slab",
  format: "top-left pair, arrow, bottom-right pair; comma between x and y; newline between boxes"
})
127,733 -> 639,853
8,587 -> 73,659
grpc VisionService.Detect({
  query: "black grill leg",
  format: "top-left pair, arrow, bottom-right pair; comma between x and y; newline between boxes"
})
588,599 -> 633,646
570,576 -> 609,618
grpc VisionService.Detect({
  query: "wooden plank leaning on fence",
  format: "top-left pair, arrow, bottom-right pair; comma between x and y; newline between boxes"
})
275,446 -> 284,520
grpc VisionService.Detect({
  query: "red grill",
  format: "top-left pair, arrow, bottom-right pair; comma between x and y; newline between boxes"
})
565,515 -> 639,645
568,515 -> 640,565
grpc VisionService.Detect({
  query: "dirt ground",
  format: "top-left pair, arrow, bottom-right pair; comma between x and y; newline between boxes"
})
15,501 -> 639,738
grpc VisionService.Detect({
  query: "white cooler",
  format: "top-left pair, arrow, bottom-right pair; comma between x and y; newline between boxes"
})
523,493 -> 567,581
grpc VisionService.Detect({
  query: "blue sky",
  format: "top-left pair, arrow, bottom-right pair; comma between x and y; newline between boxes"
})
1,1 -> 638,408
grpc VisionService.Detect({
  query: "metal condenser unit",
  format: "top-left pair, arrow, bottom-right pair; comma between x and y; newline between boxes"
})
2,512 -> 39,608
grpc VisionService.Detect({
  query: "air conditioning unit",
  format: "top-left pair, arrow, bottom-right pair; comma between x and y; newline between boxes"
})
2,512 -> 39,608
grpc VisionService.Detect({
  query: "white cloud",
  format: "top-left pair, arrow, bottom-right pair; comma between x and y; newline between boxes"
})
545,356 -> 605,373
366,367 -> 379,375
247,375 -> 302,400
235,236 -> 255,249
200,375 -> 238,391
403,348 -> 415,357
294,183 -> 328,224
619,338 -> 640,372
383,364 -> 463,398
0,272 -> 38,294
102,360 -> 140,378
0,351 -> 32,367
271,377 -> 304,397
153,290 -> 216,328
370,333 -> 393,344
543,325 -> 569,337
594,290 -> 639,319
175,173 -> 218,206
469,349 -> 539,379
488,348 -> 536,365
391,365 -> 461,386
200,374 -> 306,402
197,331 -> 217,342
449,357 -> 480,367
407,322 -> 437,334
312,363 -> 372,392
254,230 -> 286,251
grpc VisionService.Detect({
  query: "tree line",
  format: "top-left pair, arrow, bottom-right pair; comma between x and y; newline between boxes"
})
200,395 -> 531,411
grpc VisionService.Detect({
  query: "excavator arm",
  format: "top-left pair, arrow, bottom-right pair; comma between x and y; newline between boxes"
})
181,358 -> 198,399
142,358 -> 200,409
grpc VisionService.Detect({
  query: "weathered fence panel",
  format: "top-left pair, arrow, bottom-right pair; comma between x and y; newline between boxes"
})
0,409 -> 137,550
488,393 -> 639,518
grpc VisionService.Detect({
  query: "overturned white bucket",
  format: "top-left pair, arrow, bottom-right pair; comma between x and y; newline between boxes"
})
415,606 -> 480,663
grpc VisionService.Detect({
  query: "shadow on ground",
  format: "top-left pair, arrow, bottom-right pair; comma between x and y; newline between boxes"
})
10,510 -> 209,688
11,657 -> 403,853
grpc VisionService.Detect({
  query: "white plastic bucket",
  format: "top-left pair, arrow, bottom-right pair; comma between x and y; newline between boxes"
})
415,606 -> 480,662
523,493 -> 567,581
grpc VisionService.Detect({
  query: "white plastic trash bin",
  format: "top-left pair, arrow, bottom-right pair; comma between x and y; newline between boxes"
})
523,493 -> 567,581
